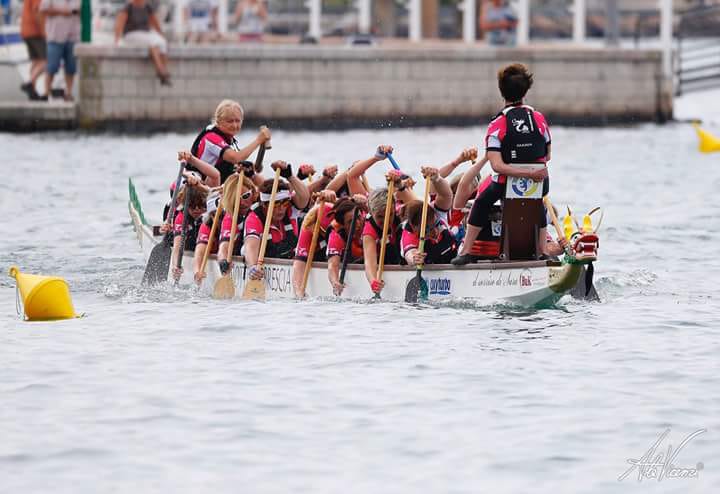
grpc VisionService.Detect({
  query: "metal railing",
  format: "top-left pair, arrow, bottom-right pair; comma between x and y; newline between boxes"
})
676,4 -> 720,95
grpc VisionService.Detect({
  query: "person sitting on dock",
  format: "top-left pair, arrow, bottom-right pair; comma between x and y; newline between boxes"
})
452,63 -> 551,265
190,99 -> 272,185
114,0 -> 172,86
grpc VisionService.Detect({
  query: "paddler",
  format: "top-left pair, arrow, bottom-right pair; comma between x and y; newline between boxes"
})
189,99 -> 272,185
243,161 -> 310,282
326,196 -> 368,296
169,179 -> 208,281
452,63 -> 552,265
292,189 -> 336,297
216,171 -> 259,277
400,167 -> 457,266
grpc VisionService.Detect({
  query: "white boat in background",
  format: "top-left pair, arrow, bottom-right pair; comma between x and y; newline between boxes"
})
129,179 -> 600,307
0,15 -> 30,101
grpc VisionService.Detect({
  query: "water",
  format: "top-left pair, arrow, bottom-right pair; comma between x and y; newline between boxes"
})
1,124 -> 718,493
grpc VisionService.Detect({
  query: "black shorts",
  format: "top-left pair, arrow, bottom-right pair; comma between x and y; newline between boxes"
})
24,37 -> 46,60
469,178 -> 549,229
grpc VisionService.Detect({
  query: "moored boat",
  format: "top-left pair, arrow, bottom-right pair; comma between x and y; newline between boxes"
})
129,179 -> 600,307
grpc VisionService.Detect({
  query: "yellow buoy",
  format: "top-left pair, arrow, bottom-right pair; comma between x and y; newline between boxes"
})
8,266 -> 78,321
693,123 -> 720,153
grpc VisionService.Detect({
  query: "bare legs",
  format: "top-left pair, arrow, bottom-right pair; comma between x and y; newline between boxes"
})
29,59 -> 46,93
149,46 -> 171,85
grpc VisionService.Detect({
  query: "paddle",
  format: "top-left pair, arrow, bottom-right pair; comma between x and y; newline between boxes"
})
174,186 -> 193,286
196,198 -> 223,288
212,171 -> 245,299
338,206 -> 360,291
242,167 -> 282,301
386,152 -> 401,171
543,196 -> 573,257
374,178 -> 395,299
404,176 -> 431,303
142,161 -> 185,286
299,200 -> 326,298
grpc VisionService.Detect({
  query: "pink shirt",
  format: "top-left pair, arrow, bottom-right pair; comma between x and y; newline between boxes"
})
295,205 -> 333,260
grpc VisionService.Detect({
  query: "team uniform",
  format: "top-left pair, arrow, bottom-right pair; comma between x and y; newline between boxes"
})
400,207 -> 457,264
244,204 -> 300,259
172,210 -> 203,252
218,210 -> 248,256
326,223 -> 364,263
294,204 -> 334,263
190,125 -> 241,184
361,215 -> 403,265
468,104 -> 551,232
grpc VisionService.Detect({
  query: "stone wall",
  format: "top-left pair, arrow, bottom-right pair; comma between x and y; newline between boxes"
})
76,44 -> 671,129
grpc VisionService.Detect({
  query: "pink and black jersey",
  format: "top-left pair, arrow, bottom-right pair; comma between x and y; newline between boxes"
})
190,125 -> 238,184
400,209 -> 457,264
485,104 -> 551,183
244,204 -> 300,259
294,204 -> 334,262
172,210 -> 203,252
219,210 -> 248,256
361,214 -> 402,265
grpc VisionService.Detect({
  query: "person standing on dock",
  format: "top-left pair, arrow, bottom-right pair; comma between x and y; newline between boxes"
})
20,0 -> 47,100
39,0 -> 80,101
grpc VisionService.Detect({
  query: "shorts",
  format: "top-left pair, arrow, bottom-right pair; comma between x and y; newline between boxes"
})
47,41 -> 77,75
120,30 -> 168,54
24,36 -> 46,60
469,178 -> 548,229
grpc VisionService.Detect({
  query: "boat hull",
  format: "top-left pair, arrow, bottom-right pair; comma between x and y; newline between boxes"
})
129,195 -> 581,306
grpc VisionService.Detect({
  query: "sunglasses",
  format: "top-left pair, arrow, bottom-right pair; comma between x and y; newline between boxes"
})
239,190 -> 253,201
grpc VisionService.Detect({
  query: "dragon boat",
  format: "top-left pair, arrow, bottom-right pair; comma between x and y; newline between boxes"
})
128,178 -> 600,307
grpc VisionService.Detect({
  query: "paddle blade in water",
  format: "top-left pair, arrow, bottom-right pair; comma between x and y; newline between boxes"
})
404,274 -> 428,304
142,240 -> 171,286
212,275 -> 236,300
242,278 -> 266,301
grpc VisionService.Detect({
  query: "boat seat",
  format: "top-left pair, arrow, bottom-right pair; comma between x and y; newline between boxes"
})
498,169 -> 544,261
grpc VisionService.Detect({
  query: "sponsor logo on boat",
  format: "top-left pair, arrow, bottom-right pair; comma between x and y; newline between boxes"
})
263,265 -> 292,293
520,269 -> 532,288
428,277 -> 451,296
510,177 -> 539,198
472,269 -> 534,289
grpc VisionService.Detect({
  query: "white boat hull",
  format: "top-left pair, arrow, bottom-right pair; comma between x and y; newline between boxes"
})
129,196 -> 582,307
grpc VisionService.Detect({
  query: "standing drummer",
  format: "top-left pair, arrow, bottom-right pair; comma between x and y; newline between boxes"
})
452,63 -> 552,265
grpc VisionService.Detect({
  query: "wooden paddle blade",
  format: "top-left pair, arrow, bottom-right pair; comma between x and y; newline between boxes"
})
242,278 -> 266,301
142,240 -> 172,286
404,274 -> 429,304
212,275 -> 236,300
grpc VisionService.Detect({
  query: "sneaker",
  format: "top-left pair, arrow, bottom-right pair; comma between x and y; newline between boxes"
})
20,82 -> 37,100
451,254 -> 477,266
36,95 -> 49,102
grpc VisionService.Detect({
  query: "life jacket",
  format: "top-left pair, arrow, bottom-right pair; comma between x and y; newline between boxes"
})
331,222 -> 364,263
500,105 -> 548,165
175,212 -> 203,252
366,214 -> 402,265
249,203 -> 298,259
225,213 -> 247,256
404,222 -> 457,264
190,125 -> 238,184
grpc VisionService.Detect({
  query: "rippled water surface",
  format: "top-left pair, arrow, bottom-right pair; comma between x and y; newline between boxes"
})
1,123 -> 719,493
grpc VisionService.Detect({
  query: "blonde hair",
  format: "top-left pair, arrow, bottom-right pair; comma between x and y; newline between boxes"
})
368,187 -> 389,217
213,99 -> 244,125
221,173 -> 256,213
301,202 -> 331,231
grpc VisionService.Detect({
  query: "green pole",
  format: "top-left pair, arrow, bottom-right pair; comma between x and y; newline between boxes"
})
81,0 -> 91,42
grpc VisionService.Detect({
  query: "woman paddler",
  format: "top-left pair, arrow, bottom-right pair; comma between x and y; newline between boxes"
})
243,161 -> 310,282
400,167 -> 458,266
326,196 -> 368,296
169,179 -> 208,281
292,189 -> 337,297
216,170 -> 259,276
191,186 -> 223,284
190,99 -> 271,185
